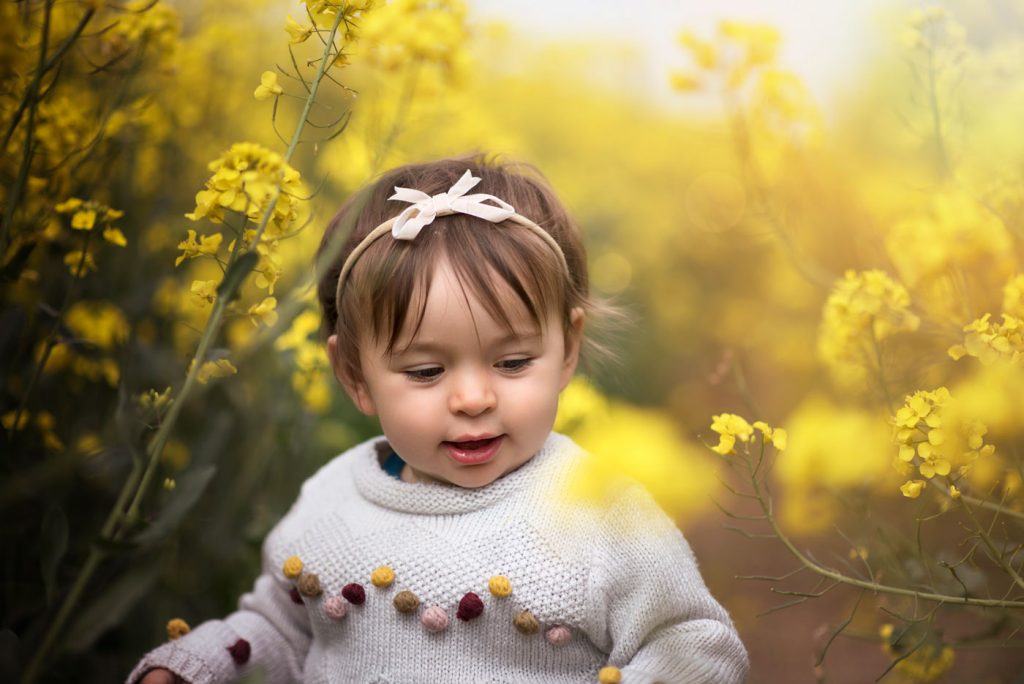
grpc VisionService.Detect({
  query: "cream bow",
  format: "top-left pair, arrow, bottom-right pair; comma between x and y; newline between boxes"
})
388,170 -> 516,239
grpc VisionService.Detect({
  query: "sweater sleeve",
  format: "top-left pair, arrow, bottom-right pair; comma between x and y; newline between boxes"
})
125,537 -> 312,684
583,486 -> 749,684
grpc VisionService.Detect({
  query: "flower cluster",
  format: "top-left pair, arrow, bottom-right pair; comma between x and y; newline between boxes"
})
359,0 -> 469,76
54,198 -> 127,276
184,142 -> 305,238
101,0 -> 181,69
709,413 -> 786,456
818,269 -> 920,375
892,387 -> 994,498
41,301 -> 130,387
947,313 -> 1023,365
1004,274 -> 1024,319
275,310 -> 332,412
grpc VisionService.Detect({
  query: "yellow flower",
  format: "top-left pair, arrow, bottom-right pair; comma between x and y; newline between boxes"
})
71,210 -> 96,230
2,410 -> 29,431
900,480 -> 926,498
285,15 -> 313,44
950,312 -> 1024,365
752,420 -> 787,450
190,279 -> 219,307
102,227 -> 127,247
254,71 -> 284,100
193,358 -> 237,385
64,250 -> 97,276
66,301 -> 130,350
175,230 -> 222,266
709,413 -> 754,455
247,296 -> 279,327
818,270 -> 920,382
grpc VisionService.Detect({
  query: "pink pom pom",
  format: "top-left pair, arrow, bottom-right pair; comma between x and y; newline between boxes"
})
421,605 -> 449,633
324,596 -> 347,620
545,624 -> 572,646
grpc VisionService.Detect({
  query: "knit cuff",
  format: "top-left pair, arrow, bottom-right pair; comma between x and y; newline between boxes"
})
125,621 -> 239,684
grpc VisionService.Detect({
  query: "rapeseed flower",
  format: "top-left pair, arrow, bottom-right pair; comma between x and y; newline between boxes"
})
709,413 -> 754,455
818,269 -> 919,380
175,230 -> 223,266
253,71 -> 283,101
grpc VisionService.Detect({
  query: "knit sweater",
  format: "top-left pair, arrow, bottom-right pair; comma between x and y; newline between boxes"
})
128,432 -> 748,684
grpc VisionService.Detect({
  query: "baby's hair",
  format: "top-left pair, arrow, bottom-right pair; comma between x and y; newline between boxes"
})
316,153 -> 618,384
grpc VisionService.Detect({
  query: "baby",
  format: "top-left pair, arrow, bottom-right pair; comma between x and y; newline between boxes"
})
131,155 -> 748,683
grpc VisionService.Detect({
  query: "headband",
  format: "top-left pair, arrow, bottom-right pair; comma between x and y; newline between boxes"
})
334,170 -> 570,310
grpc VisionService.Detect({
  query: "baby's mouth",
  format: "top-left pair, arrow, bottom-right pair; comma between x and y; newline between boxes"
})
446,436 -> 499,450
443,435 -> 504,465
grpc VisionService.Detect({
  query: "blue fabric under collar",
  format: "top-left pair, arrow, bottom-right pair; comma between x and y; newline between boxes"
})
381,450 -> 405,480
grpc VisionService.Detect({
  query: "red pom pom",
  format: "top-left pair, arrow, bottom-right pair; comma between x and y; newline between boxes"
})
289,586 -> 304,604
227,638 -> 251,664
342,582 -> 366,604
456,592 -> 484,621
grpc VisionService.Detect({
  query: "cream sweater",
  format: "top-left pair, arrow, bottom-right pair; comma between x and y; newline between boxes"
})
128,433 -> 748,683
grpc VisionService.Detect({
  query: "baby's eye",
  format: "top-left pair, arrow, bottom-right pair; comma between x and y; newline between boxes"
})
404,367 -> 443,382
496,358 -> 533,372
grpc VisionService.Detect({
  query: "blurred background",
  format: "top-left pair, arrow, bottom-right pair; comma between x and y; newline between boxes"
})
3,0 -> 1024,681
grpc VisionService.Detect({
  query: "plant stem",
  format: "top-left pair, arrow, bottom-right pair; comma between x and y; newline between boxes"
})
743,451 -> 1024,609
21,10 -> 348,682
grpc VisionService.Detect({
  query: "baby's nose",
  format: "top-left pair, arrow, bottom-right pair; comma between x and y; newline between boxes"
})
448,368 -> 496,416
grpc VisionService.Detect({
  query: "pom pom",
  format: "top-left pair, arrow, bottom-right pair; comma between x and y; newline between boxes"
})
297,572 -> 322,597
282,555 -> 303,579
393,590 -> 420,613
598,666 -> 622,683
166,618 -> 190,640
324,596 -> 347,620
513,610 -> 539,635
342,582 -> 366,604
371,565 -> 396,587
289,587 -> 304,604
545,624 -> 572,646
456,592 -> 484,621
227,638 -> 251,665
488,575 -> 512,597
421,605 -> 449,632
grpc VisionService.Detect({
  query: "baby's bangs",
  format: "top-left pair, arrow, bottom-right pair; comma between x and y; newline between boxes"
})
343,216 -> 570,361
442,220 -> 567,337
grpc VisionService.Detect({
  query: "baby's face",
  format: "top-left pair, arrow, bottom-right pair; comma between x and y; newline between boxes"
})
342,258 -> 581,488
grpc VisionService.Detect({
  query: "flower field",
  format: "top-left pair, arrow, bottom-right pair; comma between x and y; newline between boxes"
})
2,1 -> 1023,681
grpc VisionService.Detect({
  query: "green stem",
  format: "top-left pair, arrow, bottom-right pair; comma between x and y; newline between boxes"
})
7,229 -> 94,443
0,0 -> 53,254
743,451 -> 1024,609
21,9 -> 348,681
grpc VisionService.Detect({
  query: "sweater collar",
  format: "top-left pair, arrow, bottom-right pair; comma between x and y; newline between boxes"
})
353,432 -> 574,514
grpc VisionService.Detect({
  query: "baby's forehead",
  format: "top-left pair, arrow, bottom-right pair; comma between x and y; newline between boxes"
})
394,277 -> 547,350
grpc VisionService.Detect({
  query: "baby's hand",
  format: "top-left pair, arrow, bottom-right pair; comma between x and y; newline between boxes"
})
140,668 -> 187,684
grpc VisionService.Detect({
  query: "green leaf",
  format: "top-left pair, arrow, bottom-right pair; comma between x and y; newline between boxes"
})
40,505 -> 68,607
64,557 -> 161,653
217,250 -> 259,302
132,465 -> 217,546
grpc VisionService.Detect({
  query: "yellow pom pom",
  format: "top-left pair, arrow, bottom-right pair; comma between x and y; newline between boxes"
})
282,555 -> 303,579
488,575 -> 512,597
166,618 -> 190,640
598,666 -> 622,684
371,565 -> 395,587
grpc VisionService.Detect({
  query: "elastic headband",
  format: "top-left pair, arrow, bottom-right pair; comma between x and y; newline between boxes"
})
335,170 -> 569,311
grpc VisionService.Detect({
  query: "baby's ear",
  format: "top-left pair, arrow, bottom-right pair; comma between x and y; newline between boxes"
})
327,334 -> 377,415
559,307 -> 585,389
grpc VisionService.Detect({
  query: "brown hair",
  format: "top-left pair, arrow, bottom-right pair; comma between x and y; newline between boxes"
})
316,153 -> 609,384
